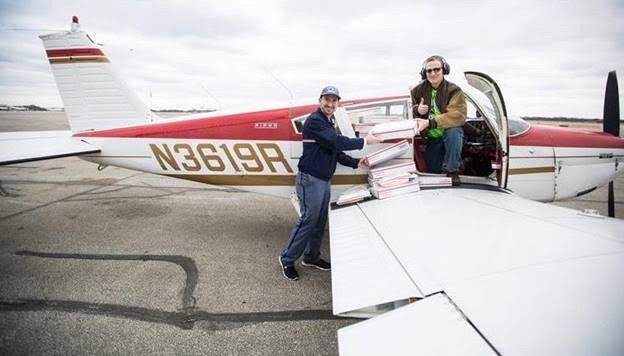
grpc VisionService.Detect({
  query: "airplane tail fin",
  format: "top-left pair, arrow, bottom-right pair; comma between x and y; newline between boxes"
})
39,16 -> 157,133
603,71 -> 620,137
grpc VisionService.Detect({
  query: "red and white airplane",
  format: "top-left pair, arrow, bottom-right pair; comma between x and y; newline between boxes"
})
1,17 -> 624,355
1,18 -> 622,208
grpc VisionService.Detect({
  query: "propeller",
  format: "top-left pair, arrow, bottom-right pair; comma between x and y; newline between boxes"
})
603,71 -> 620,217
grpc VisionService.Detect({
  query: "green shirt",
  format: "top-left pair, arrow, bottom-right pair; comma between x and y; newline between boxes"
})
427,89 -> 445,139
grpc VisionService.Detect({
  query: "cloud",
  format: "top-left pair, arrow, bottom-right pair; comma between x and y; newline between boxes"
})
0,0 -> 622,117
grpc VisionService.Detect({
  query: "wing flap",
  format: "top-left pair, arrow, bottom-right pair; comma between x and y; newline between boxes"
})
338,293 -> 498,356
330,205 -> 423,317
0,131 -> 100,165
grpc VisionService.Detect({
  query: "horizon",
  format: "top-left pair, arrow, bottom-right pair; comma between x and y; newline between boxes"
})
0,103 -> 614,121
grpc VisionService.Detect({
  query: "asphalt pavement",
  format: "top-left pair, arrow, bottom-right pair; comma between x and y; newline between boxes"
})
0,112 -> 621,355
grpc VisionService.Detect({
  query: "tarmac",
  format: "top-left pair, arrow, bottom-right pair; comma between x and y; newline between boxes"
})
0,112 -> 622,355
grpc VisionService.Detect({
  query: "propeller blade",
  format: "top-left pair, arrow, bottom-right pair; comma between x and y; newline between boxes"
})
603,71 -> 620,136
608,182 -> 615,218
603,71 -> 620,218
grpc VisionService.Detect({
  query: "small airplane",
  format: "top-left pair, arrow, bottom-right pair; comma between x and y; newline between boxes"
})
1,17 -> 622,213
1,17 -> 623,355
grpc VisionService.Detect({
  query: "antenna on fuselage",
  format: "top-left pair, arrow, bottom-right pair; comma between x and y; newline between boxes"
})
149,88 -> 154,121
264,68 -> 294,105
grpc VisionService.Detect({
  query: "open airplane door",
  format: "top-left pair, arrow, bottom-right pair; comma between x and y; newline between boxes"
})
464,72 -> 510,188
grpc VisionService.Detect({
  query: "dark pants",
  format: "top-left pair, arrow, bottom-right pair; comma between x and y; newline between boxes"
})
280,172 -> 331,267
425,127 -> 464,174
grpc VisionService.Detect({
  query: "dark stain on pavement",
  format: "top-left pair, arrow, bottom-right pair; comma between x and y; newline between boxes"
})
2,251 -> 346,331
0,299 -> 343,331
14,250 -> 198,310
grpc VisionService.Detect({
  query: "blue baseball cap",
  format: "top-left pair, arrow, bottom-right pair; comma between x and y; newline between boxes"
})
320,86 -> 341,100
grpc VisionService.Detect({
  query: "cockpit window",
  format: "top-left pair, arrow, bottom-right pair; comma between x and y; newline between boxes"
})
509,116 -> 530,136
291,99 -> 410,135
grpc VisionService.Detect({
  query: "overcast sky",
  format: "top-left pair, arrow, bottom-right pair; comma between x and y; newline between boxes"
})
1,0 -> 622,118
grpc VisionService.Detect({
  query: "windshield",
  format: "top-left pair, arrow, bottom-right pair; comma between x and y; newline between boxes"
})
508,116 -> 530,136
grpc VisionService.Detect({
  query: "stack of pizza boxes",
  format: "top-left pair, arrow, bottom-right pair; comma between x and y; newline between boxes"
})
366,146 -> 421,200
335,119 -> 454,205
363,120 -> 420,199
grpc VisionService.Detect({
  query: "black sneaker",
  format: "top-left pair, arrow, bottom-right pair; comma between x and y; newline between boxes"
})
301,258 -> 331,271
278,256 -> 299,281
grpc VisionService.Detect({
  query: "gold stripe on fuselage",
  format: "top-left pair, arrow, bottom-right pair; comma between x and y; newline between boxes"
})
508,166 -> 555,175
168,174 -> 369,186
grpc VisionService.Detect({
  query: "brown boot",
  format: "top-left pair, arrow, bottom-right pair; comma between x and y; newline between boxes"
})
446,172 -> 461,186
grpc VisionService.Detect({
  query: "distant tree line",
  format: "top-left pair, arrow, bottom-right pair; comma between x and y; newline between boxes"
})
152,109 -> 216,113
0,104 -> 48,111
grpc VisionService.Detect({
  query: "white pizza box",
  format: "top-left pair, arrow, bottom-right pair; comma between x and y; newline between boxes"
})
368,161 -> 417,180
365,140 -> 410,167
360,115 -> 404,124
370,120 -> 417,141
418,175 -> 453,187
336,185 -> 372,206
370,180 -> 421,199
369,173 -> 416,188
353,123 -> 376,135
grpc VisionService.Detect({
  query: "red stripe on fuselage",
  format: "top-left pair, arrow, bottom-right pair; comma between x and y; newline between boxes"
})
510,124 -> 624,149
46,48 -> 105,57
74,96 -> 409,141
76,106 -> 314,141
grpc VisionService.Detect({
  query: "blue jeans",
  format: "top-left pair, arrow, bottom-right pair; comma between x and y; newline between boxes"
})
280,172 -> 331,267
425,127 -> 464,174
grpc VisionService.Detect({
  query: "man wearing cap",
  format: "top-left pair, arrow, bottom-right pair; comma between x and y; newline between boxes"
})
412,55 -> 467,185
278,86 -> 381,281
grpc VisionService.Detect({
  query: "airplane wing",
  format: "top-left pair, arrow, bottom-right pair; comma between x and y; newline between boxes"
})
330,188 -> 624,355
0,131 -> 100,166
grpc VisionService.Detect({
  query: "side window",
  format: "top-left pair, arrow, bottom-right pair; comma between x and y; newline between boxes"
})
346,99 -> 410,137
388,104 -> 405,116
292,114 -> 311,134
290,99 -> 411,136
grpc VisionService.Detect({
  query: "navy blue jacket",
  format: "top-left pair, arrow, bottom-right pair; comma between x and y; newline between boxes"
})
298,108 -> 364,181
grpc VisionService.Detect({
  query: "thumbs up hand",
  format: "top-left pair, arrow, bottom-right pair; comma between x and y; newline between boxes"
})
417,97 -> 429,115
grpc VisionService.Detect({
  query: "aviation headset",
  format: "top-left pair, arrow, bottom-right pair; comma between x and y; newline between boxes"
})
420,55 -> 450,80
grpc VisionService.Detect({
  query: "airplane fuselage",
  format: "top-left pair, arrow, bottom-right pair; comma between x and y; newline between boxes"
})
75,100 -> 624,202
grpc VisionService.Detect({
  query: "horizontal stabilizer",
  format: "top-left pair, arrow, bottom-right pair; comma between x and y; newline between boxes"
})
0,131 -> 100,165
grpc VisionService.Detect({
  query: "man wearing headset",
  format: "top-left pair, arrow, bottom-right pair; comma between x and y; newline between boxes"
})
412,55 -> 467,185
278,86 -> 381,281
